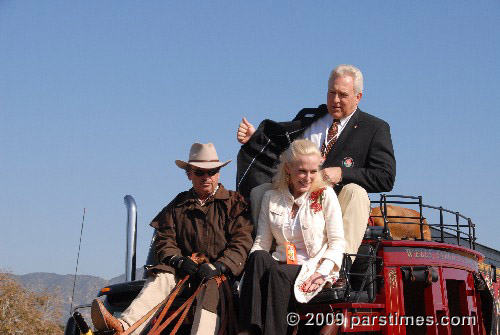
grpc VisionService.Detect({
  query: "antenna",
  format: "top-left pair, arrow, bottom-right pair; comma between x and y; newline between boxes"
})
69,208 -> 86,315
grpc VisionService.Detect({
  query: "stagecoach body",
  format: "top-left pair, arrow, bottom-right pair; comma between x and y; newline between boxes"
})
65,194 -> 500,335
298,195 -> 500,335
298,240 -> 499,334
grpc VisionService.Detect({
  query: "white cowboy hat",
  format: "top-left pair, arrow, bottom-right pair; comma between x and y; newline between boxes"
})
294,244 -> 339,303
175,142 -> 231,170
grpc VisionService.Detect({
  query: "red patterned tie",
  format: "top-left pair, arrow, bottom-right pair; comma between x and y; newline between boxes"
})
321,119 -> 340,158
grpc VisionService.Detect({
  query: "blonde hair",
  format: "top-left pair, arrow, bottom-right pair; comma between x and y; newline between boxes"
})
273,139 -> 328,193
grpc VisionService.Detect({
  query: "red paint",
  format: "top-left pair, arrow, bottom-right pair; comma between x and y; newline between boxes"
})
295,239 -> 498,334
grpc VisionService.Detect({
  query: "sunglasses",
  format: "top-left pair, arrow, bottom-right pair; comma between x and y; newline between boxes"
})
192,168 -> 220,177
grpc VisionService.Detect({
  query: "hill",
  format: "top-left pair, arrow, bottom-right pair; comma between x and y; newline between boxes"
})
14,268 -> 144,325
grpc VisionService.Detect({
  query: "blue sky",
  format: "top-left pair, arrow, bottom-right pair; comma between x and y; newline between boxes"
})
1,1 -> 499,279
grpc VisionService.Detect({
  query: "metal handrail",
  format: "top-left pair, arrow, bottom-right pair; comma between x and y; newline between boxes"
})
371,194 -> 476,250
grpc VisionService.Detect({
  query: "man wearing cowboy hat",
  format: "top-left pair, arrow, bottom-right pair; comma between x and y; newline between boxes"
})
91,142 -> 253,335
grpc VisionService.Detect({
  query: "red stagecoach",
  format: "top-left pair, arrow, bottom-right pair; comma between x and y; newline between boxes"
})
296,194 -> 499,335
65,193 -> 499,335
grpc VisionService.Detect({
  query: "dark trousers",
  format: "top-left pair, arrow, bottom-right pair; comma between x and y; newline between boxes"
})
239,250 -> 301,335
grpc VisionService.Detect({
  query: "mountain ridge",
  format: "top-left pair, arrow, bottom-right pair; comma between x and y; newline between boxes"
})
13,268 -> 145,324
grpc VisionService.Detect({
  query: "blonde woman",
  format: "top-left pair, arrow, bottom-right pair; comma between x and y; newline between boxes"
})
239,139 -> 345,335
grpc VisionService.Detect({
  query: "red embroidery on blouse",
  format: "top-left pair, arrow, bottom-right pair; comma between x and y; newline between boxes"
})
309,187 -> 326,213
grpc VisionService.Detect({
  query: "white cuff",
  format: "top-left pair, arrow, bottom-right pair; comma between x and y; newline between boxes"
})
316,259 -> 334,276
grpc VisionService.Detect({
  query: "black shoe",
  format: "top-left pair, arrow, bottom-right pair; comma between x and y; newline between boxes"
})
331,278 -> 346,289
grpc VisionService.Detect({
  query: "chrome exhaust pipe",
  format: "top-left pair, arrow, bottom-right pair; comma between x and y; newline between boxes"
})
124,195 -> 137,282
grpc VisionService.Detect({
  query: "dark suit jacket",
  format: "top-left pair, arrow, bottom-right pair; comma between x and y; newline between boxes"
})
236,104 -> 396,198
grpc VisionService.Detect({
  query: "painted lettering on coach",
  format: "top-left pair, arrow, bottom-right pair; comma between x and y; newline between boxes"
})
384,246 -> 478,271
405,248 -> 477,267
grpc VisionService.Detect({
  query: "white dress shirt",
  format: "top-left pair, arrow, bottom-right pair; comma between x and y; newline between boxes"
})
299,109 -> 357,150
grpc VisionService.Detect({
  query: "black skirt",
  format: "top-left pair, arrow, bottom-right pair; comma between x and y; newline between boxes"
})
239,250 -> 301,335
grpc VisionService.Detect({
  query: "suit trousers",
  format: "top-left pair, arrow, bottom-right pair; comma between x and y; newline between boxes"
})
337,183 -> 371,261
119,272 -> 220,335
239,250 -> 301,335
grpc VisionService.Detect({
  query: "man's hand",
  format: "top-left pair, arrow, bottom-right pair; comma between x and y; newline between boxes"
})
168,256 -> 199,276
196,262 -> 226,280
237,117 -> 255,144
322,167 -> 342,185
299,272 -> 326,293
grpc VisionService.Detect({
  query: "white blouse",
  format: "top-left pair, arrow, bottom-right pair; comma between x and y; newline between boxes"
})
250,186 -> 345,277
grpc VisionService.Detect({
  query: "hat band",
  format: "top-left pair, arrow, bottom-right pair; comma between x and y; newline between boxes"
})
188,159 -> 220,163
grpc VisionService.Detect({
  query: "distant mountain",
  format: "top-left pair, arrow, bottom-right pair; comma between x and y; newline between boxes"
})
14,268 -> 144,325
108,267 -> 145,285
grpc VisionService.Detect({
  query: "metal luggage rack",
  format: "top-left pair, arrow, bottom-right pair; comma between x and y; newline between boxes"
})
370,194 -> 476,250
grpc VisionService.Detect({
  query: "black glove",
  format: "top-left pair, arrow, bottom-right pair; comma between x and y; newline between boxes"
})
196,261 -> 227,280
168,256 -> 199,276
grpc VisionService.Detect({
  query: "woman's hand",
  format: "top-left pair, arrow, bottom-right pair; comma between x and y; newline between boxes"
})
299,272 -> 326,293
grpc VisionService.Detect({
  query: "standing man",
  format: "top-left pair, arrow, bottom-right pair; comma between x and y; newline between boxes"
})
91,142 -> 253,335
236,64 -> 395,261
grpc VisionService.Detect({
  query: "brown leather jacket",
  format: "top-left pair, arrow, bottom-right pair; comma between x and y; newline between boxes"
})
149,184 -> 253,277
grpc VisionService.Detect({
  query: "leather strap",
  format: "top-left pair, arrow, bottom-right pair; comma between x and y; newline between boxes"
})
122,253 -> 233,335
146,276 -> 190,335
150,281 -> 205,335
171,283 -> 205,334
120,275 -> 189,335
146,253 -> 209,335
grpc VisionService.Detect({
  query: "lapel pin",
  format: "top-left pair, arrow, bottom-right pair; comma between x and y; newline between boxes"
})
342,157 -> 354,168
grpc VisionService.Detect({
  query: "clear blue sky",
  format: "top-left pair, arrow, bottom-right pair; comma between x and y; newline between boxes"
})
1,1 -> 499,279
